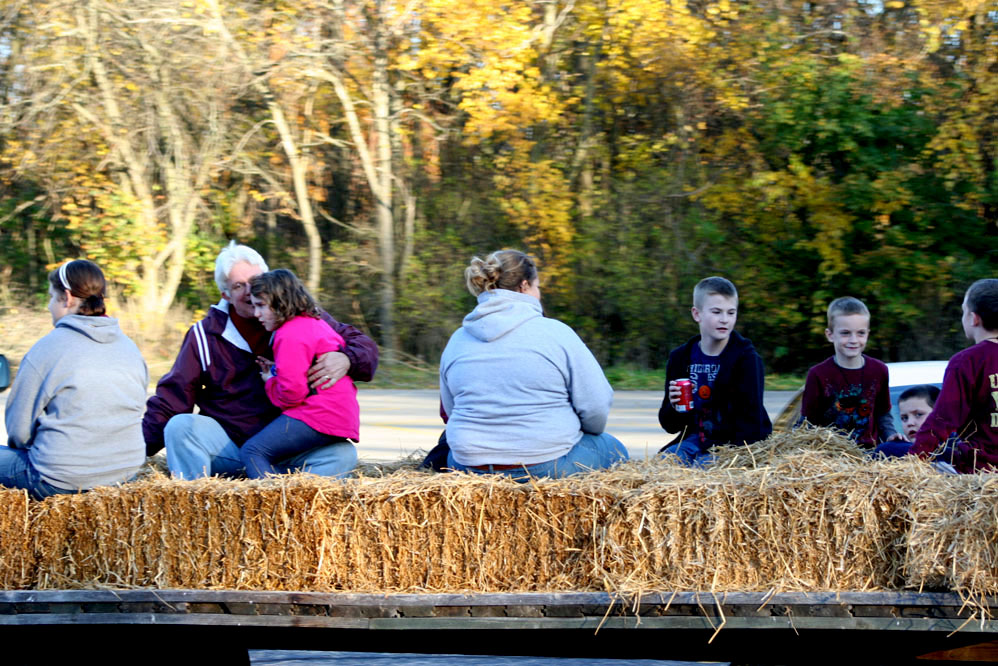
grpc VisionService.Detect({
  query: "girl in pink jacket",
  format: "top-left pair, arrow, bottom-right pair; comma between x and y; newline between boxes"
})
241,269 -> 359,478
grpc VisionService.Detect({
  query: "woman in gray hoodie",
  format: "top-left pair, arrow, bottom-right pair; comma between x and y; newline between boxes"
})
440,250 -> 628,478
1,260 -> 147,499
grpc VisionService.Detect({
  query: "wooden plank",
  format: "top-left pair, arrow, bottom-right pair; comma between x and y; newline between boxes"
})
0,589 -> 985,607
0,588 -> 991,637
2,609 -> 991,635
365,616 -> 998,633
0,613 -> 371,629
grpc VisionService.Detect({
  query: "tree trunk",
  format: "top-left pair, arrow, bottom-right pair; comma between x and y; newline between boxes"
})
206,0 -> 322,294
371,0 -> 397,359
269,99 -> 323,294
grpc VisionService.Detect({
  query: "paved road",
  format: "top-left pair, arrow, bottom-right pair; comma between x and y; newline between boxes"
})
0,389 -> 796,462
357,389 -> 795,461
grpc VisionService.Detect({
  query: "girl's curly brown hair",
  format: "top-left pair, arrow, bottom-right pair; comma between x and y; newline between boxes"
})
249,269 -> 320,327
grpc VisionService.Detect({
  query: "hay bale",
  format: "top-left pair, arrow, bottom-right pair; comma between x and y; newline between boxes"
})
32,476 -> 350,590
904,472 -> 998,595
316,472 -> 622,592
0,488 -> 33,588
29,471 -> 623,592
711,425 -> 868,469
9,426 -> 977,596
599,432 -> 919,593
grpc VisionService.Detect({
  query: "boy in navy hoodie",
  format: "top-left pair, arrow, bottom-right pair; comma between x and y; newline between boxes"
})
659,277 -> 772,465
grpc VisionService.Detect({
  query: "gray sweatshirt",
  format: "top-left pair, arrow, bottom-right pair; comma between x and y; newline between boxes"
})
5,314 -> 147,490
440,289 -> 613,466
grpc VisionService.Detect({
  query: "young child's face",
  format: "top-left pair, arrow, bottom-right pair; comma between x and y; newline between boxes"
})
692,294 -> 738,346
251,295 -> 280,332
825,314 -> 869,363
899,396 -> 933,440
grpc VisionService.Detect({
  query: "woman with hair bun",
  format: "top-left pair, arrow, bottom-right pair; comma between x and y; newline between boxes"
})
1,259 -> 148,499
439,250 -> 628,478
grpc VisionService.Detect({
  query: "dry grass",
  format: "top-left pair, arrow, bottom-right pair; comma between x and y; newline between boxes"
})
27,472 -> 621,592
904,472 -> 998,594
604,451 -> 917,593
0,304 -> 193,386
2,427 -> 997,599
0,489 -> 33,589
0,309 -> 51,378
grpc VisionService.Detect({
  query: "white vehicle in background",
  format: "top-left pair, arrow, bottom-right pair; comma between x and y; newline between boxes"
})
774,360 -> 949,433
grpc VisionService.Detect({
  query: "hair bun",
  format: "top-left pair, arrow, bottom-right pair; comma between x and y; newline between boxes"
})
465,256 -> 501,294
463,250 -> 538,297
81,293 -> 106,317
48,259 -> 108,317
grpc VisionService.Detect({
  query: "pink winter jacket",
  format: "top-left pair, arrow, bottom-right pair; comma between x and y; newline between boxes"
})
266,315 -> 360,441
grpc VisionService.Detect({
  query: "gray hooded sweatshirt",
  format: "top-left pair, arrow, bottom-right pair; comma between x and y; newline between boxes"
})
440,289 -> 613,466
5,314 -> 147,490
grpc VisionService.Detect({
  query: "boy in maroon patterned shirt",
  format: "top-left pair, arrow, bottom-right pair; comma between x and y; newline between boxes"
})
800,297 -> 895,447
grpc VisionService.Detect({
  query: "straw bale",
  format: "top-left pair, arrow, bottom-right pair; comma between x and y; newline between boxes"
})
0,488 -> 34,589
27,471 -> 624,592
311,471 -> 623,592
599,433 -> 918,593
32,476 -> 353,590
904,471 -> 998,595
711,425 -> 867,470
13,426 -> 992,597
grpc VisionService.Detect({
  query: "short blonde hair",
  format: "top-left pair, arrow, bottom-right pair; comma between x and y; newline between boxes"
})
693,277 -> 738,310
827,296 -> 870,329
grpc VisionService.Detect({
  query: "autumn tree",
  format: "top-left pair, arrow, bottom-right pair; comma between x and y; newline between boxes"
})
2,0 -> 243,326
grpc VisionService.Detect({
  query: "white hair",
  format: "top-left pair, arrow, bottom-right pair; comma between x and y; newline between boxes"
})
214,241 -> 268,296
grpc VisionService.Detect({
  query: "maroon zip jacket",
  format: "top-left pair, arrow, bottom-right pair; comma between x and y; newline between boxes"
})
142,301 -> 378,455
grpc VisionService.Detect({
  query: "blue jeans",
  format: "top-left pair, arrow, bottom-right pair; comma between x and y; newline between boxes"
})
871,440 -> 913,459
662,433 -> 715,468
871,440 -> 959,473
446,432 -> 629,480
165,413 -> 357,480
0,446 -> 81,500
240,414 -> 352,479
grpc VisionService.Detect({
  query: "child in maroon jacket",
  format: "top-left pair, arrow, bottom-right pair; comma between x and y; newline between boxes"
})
910,279 -> 998,473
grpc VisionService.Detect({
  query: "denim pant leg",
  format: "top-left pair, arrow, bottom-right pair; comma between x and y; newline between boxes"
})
871,440 -> 913,459
529,432 -> 629,478
165,414 -> 243,480
275,440 -> 358,479
241,414 -> 351,479
0,446 -> 79,500
662,433 -> 708,467
446,432 -> 629,480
